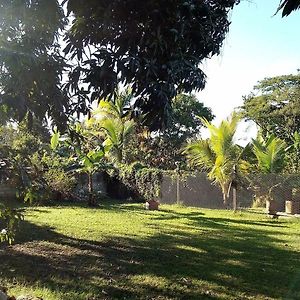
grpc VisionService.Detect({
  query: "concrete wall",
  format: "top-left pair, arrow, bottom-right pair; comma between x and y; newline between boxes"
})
0,183 -> 17,200
160,173 -> 254,208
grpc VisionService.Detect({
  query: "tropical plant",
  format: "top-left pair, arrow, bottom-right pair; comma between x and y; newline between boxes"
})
184,114 -> 250,209
249,134 -> 290,210
51,123 -> 106,206
252,134 -> 288,174
91,91 -> 135,163
0,203 -> 23,244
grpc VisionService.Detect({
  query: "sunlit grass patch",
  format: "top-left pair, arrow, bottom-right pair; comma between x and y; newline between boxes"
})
0,202 -> 300,299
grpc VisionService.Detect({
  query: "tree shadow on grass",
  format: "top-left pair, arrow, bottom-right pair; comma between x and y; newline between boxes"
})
0,212 -> 300,300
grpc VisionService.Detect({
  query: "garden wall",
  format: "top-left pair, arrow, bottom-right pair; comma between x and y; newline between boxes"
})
160,173 -> 254,208
0,183 -> 17,201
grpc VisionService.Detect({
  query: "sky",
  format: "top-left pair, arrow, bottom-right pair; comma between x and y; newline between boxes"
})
197,0 -> 300,141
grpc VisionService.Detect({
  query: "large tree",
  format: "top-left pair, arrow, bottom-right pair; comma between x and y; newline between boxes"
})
0,0 -> 68,129
0,0 -> 238,130
241,73 -> 300,143
64,0 -> 238,130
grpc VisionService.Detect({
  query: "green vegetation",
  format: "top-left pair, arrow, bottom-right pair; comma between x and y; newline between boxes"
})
184,114 -> 250,208
241,73 -> 300,143
1,203 -> 300,300
0,3 -> 299,299
0,0 -> 238,129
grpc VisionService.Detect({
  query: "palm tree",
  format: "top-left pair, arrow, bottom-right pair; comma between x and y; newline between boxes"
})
252,134 -> 287,174
100,118 -> 135,162
184,114 -> 249,209
90,90 -> 135,163
250,134 -> 289,213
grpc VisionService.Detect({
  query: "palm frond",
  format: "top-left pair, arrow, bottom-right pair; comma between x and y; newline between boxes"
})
252,134 -> 287,173
184,139 -> 215,170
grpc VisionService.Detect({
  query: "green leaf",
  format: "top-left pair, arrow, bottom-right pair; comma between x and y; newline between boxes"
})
50,130 -> 60,150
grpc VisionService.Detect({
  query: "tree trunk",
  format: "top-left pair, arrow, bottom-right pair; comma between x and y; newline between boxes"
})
116,148 -> 123,163
176,174 -> 180,205
232,186 -> 237,212
223,193 -> 229,207
88,172 -> 95,206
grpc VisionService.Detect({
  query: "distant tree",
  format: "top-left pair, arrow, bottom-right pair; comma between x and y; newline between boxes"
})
241,73 -> 300,143
164,94 -> 214,143
124,93 -> 214,169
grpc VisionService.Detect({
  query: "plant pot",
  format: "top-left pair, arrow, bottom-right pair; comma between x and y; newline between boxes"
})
145,200 -> 159,210
266,199 -> 278,215
285,200 -> 300,215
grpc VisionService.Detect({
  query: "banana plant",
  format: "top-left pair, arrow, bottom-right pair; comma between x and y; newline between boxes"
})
51,123 -> 106,206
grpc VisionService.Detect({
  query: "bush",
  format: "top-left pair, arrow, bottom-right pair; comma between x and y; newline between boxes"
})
109,162 -> 163,201
0,203 -> 23,244
44,168 -> 76,199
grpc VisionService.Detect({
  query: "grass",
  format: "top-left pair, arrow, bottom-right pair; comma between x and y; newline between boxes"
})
1,201 -> 300,299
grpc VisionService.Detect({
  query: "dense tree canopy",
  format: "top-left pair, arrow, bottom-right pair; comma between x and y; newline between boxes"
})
241,74 -> 300,143
64,0 -> 238,129
0,0 -> 238,130
0,0 -> 297,130
0,0 -> 68,129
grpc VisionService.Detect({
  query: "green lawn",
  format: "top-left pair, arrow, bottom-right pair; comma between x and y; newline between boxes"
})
1,202 -> 300,300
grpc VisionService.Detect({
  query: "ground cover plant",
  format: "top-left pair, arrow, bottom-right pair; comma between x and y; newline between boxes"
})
0,202 -> 300,300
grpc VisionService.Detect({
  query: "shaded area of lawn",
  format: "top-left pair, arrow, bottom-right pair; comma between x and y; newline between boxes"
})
0,203 -> 300,299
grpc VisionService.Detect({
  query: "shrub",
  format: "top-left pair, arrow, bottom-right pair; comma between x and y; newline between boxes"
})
109,162 -> 163,201
44,168 -> 76,199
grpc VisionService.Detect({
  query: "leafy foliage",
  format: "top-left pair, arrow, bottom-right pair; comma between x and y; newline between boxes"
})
0,0 -> 68,129
241,73 -> 300,143
167,94 -> 214,141
241,73 -> 300,172
0,203 -> 23,244
124,93 -> 214,169
64,0 -> 238,129
90,91 -> 135,162
184,114 -> 250,205
51,122 -> 107,206
109,162 -> 163,201
247,134 -> 290,206
252,134 -> 288,174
